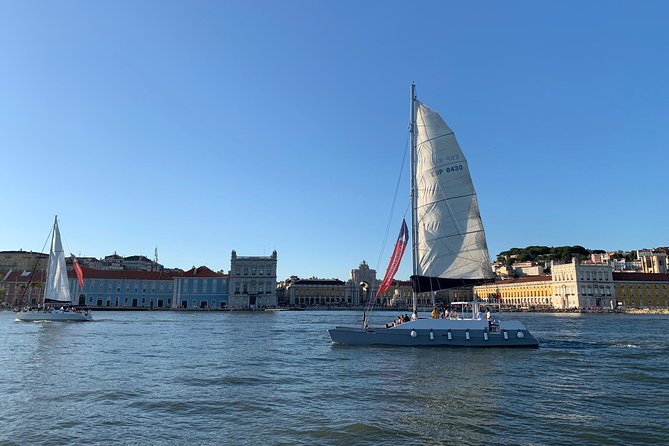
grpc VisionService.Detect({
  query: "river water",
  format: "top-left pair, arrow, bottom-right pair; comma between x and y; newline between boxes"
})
0,310 -> 667,445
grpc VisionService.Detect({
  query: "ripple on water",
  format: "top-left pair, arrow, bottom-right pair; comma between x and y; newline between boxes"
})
0,310 -> 667,445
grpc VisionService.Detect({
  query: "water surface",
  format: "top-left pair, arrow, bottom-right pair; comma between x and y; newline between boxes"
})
0,310 -> 667,445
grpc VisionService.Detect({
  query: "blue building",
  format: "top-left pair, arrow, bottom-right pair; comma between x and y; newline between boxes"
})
70,268 -> 175,308
172,266 -> 229,309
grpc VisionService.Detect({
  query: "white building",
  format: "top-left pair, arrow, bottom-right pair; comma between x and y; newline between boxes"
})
228,250 -> 277,308
552,260 -> 616,309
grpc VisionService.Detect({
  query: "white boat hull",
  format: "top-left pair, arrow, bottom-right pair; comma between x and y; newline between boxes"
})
328,318 -> 538,347
16,310 -> 93,322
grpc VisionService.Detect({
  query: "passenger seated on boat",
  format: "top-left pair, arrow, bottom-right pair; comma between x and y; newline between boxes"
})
411,312 -> 418,320
450,309 -> 458,319
402,314 -> 410,323
485,309 -> 491,321
431,308 -> 439,319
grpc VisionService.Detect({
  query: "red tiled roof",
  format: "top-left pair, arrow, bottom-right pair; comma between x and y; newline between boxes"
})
5,271 -> 47,282
76,267 -> 174,280
177,266 -> 226,278
613,272 -> 669,282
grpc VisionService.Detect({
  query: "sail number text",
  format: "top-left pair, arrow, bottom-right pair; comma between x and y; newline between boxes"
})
431,165 -> 463,177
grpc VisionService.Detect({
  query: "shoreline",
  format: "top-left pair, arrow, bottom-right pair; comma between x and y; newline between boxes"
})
7,306 -> 663,315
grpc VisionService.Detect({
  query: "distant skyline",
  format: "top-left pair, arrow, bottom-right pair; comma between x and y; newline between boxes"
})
1,1 -> 667,281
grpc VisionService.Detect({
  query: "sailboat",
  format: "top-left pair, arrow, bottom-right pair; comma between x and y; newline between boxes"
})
15,217 -> 93,322
328,85 -> 538,347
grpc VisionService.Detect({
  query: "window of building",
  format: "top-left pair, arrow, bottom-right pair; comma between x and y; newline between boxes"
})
244,267 -> 249,275
252,267 -> 256,276
259,267 -> 264,276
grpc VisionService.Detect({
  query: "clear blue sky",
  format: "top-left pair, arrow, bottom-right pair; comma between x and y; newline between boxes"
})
1,1 -> 667,281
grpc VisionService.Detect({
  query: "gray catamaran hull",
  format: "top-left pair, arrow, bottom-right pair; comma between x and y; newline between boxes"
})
328,321 -> 539,348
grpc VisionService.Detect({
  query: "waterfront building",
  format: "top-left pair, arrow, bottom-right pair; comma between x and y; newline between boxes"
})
550,261 -> 616,309
282,277 -> 347,306
475,260 -> 617,310
4,270 -> 48,307
228,250 -> 277,308
613,272 -> 669,309
74,268 -> 175,308
4,268 -> 175,308
473,275 -> 553,309
172,266 -> 229,309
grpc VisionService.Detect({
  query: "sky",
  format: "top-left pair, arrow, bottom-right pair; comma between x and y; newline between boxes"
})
1,1 -> 667,281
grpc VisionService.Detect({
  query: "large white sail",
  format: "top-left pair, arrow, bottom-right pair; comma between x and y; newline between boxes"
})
44,217 -> 72,303
414,101 -> 493,287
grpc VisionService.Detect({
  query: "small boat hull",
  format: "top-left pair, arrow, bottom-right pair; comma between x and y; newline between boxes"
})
328,319 -> 538,348
16,310 -> 93,322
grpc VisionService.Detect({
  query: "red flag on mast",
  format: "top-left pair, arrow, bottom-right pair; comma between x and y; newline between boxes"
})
376,219 -> 409,298
71,254 -> 85,288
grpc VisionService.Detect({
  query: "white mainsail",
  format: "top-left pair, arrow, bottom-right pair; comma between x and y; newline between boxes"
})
414,101 -> 493,284
43,217 -> 72,303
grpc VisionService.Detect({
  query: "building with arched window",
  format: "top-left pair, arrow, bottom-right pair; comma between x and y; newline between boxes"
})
614,272 -> 669,309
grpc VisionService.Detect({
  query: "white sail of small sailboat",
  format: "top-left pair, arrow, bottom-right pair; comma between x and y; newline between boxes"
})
328,85 -> 537,347
16,217 -> 93,322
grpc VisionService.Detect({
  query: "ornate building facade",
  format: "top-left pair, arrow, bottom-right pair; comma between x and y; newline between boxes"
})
475,262 -> 616,310
228,250 -> 277,308
280,277 -> 347,306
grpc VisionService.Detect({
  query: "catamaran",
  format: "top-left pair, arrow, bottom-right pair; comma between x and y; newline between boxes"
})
15,217 -> 93,322
328,85 -> 538,347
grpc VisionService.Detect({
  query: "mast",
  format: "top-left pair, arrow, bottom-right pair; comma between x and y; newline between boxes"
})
43,216 -> 58,308
410,83 -> 418,316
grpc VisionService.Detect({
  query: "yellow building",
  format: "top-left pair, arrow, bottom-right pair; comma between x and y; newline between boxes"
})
613,272 -> 669,309
474,276 -> 553,309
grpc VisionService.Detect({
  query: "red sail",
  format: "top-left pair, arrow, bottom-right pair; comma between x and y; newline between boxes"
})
376,219 -> 409,297
71,254 -> 85,288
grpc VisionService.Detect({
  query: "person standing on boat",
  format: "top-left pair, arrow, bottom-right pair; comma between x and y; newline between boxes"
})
485,308 -> 491,321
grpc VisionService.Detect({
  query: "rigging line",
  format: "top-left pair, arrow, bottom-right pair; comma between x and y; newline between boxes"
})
18,224 -> 53,307
369,135 -> 409,325
375,135 -> 410,273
